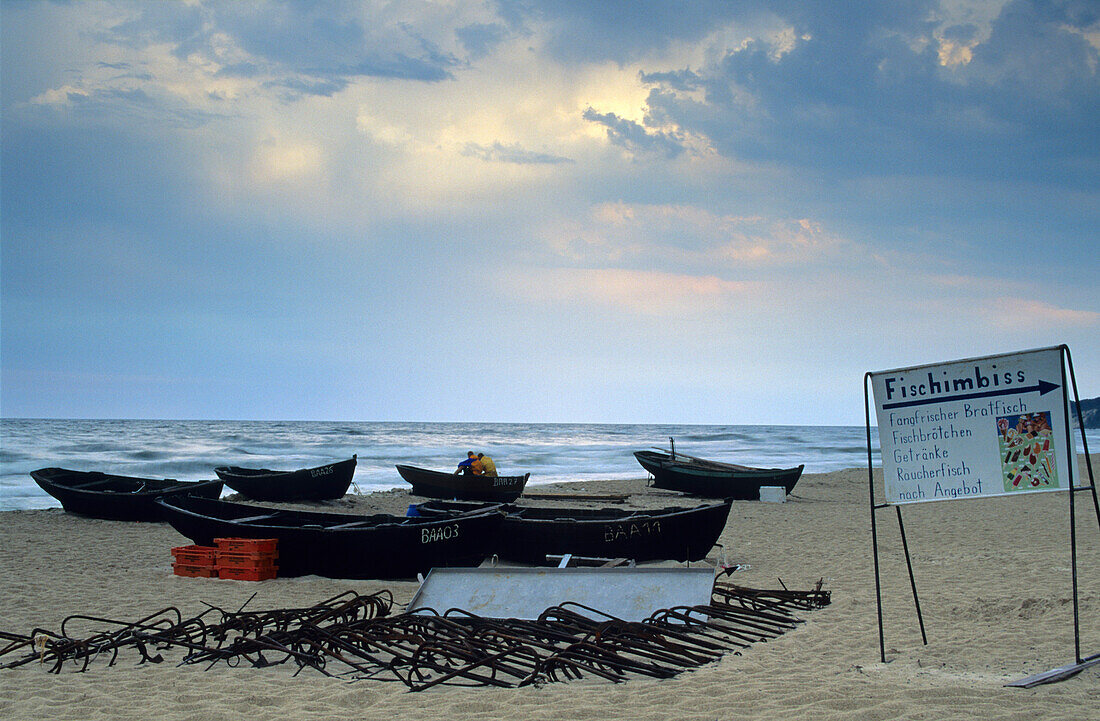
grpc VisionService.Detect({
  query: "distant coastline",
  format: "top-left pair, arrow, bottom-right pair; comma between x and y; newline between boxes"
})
1074,396 -> 1100,428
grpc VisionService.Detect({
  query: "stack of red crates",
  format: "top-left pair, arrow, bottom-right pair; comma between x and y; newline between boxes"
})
171,545 -> 218,578
213,538 -> 278,581
171,538 -> 278,581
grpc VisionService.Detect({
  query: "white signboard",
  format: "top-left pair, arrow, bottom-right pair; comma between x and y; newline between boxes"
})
870,347 -> 1076,504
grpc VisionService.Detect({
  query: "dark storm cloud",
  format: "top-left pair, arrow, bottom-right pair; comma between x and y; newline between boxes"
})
509,0 -> 1096,188
634,0 -> 1098,186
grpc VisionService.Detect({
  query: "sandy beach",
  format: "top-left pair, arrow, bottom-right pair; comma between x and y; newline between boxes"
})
2,459 -> 1097,721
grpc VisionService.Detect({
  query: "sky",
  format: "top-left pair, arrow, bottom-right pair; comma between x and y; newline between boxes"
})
1,0 -> 1098,426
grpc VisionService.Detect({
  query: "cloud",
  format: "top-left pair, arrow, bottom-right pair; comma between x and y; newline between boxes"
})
631,1 -> 1100,186
928,275 -> 1100,329
29,85 -> 91,106
10,1 -> 471,133
582,108 -> 686,159
356,113 -> 416,147
460,141 -> 573,164
510,1 -> 751,65
456,22 -> 512,59
504,267 -> 755,316
980,299 -> 1100,328
106,2 -> 462,87
23,77 -> 231,130
251,136 -> 324,183
8,2 -> 697,216
265,75 -> 350,98
542,201 -> 849,271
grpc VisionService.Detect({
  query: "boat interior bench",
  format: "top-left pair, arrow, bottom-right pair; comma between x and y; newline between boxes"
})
70,478 -> 127,490
325,520 -> 376,529
234,513 -> 281,523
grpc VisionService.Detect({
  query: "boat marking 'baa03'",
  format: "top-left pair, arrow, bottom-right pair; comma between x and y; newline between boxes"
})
422,524 -> 460,544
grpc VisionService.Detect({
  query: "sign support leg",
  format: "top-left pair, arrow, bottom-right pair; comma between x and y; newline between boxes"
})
871,500 -> 885,663
1063,345 -> 1099,666
895,506 -> 927,645
865,373 -> 887,664
1006,345 -> 1099,686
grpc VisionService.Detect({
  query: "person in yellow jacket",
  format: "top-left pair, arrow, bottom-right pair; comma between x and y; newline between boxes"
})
477,453 -> 497,477
456,451 -> 485,475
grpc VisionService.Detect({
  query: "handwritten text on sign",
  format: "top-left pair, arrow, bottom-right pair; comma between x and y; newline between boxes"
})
870,348 -> 1074,505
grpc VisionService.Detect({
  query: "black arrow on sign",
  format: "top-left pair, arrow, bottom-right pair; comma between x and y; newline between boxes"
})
882,379 -> 1060,410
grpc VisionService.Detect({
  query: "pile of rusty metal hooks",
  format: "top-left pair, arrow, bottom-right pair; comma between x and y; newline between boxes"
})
0,580 -> 829,691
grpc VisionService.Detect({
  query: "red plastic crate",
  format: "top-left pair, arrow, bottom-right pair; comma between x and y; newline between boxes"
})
216,551 -> 278,569
173,563 -> 218,578
171,545 -> 218,565
214,537 -> 278,554
216,565 -> 278,581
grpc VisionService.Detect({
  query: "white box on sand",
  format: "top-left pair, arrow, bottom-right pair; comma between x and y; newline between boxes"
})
759,486 -> 786,503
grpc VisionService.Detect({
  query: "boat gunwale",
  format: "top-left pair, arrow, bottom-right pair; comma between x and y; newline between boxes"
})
503,500 -> 731,525
395,464 -> 530,484
214,456 -> 357,480
31,468 -> 223,496
633,450 -> 802,475
156,495 -> 503,532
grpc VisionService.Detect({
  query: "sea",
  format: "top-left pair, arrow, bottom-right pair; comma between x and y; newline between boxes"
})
2,419 -> 1097,512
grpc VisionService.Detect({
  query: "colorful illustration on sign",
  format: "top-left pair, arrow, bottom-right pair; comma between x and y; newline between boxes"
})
997,411 -> 1059,492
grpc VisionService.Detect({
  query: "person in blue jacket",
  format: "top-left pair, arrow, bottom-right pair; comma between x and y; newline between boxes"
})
455,451 -> 484,475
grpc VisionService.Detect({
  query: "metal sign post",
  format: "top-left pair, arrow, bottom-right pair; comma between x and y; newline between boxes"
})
864,345 -> 1098,683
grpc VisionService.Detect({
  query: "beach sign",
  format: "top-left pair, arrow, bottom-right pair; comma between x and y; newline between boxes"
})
870,347 -> 1077,505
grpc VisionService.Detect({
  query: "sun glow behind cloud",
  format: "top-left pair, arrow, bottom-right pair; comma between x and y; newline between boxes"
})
251,135 -> 324,183
13,4 -> 734,220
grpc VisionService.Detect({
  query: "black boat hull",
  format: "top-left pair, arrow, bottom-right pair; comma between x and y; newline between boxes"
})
415,498 -> 732,565
215,456 -> 356,502
157,495 -> 503,579
634,451 -> 803,500
396,464 -> 529,502
30,468 -> 223,522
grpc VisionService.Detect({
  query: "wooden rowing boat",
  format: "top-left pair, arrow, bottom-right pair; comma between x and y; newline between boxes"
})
156,495 -> 503,579
414,498 -> 732,564
395,464 -> 529,502
214,456 -> 356,501
30,467 -> 223,522
633,449 -> 803,499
